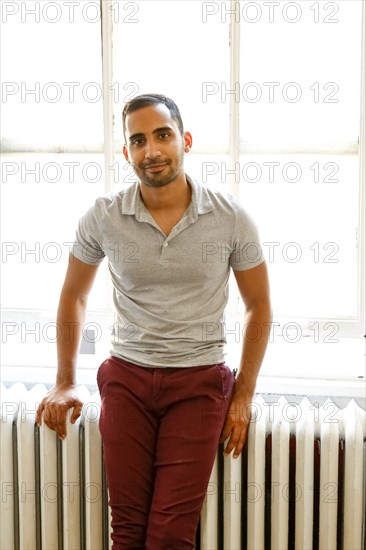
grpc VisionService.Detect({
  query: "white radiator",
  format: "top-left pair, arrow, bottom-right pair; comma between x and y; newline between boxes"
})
1,383 -> 365,550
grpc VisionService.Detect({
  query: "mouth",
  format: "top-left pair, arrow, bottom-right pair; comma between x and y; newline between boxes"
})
143,162 -> 168,174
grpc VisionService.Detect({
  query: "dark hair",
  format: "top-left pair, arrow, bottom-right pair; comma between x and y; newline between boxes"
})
122,94 -> 184,139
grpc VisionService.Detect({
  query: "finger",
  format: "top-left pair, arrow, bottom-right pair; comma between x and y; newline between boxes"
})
223,425 -> 242,456
70,402 -> 82,424
44,403 -> 63,435
220,407 -> 238,443
219,417 -> 232,442
232,428 -> 248,459
36,402 -> 44,426
43,404 -> 57,433
220,422 -> 233,443
56,406 -> 68,440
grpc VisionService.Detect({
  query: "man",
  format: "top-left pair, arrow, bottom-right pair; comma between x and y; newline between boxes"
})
37,94 -> 271,549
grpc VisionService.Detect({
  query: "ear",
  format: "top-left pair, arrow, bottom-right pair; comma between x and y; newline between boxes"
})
123,144 -> 129,162
183,131 -> 193,152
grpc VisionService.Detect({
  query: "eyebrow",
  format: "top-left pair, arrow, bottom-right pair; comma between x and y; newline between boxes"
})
128,126 -> 173,143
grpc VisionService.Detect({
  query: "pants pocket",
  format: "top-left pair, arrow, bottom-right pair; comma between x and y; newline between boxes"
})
215,363 -> 236,401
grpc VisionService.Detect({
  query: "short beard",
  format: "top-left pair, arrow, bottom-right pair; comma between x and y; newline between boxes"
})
132,154 -> 184,188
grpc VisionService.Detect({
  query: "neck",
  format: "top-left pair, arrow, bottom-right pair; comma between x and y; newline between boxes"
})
139,173 -> 191,211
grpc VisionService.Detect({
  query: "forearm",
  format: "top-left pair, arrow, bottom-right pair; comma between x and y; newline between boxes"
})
235,302 -> 272,398
55,290 -> 88,387
37,255 -> 98,437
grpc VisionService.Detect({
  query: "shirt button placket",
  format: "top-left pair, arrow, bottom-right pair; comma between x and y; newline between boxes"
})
160,239 -> 169,261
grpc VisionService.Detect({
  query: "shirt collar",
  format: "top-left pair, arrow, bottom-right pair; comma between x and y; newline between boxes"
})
120,173 -> 214,218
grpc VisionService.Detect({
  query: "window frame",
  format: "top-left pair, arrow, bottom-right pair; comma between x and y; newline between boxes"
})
1,0 -> 364,381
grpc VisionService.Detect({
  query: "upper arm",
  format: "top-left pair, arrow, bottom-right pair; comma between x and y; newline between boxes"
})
60,254 -> 101,301
233,261 -> 271,311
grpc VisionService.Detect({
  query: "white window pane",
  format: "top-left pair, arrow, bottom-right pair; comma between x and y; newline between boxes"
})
238,153 -> 359,318
1,154 -> 109,311
239,1 -> 362,148
184,153 -> 231,193
113,0 -> 230,152
1,2 -> 104,151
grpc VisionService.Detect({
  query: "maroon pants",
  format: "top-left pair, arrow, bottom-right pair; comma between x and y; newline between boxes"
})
97,355 -> 235,550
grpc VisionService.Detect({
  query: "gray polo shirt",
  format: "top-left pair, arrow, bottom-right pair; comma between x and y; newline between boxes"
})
72,174 -> 264,367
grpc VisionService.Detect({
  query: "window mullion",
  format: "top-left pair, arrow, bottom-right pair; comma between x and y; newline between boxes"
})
101,0 -> 114,194
229,0 -> 240,198
357,1 -> 366,335
100,0 -> 115,319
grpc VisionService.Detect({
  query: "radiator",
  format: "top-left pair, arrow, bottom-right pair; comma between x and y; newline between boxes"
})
1,383 -> 365,550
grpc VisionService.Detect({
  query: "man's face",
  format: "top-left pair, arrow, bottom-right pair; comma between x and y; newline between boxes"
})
123,103 -> 191,188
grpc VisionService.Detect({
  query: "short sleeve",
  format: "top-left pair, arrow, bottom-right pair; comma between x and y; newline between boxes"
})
229,203 -> 264,271
71,202 -> 105,265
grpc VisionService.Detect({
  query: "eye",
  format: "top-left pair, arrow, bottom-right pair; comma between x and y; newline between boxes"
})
159,132 -> 170,139
132,137 -> 144,146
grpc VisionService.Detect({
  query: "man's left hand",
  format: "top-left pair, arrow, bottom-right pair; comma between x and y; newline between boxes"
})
219,388 -> 253,458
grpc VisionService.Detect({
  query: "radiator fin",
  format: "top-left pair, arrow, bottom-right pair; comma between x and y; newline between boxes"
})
16,384 -> 45,549
247,394 -> 266,550
295,397 -> 314,549
62,408 -> 81,549
343,399 -> 365,550
319,398 -> 340,549
271,396 -> 290,549
223,446 -> 242,548
1,383 -> 27,550
83,391 -> 103,550
39,394 -> 59,550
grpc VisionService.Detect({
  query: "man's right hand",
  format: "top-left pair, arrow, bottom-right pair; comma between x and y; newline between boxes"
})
35,255 -> 99,440
36,385 -> 83,440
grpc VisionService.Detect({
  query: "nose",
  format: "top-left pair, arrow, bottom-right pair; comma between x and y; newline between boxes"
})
144,140 -> 162,160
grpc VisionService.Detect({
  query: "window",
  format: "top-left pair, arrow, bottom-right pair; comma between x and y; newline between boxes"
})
112,0 -> 364,342
1,1 -> 364,386
1,1 -> 109,368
